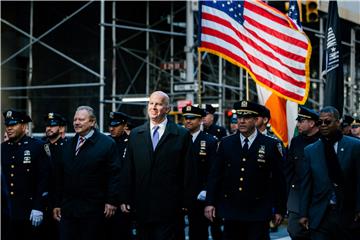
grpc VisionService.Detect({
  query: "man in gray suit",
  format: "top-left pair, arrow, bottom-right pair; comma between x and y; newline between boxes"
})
299,106 -> 360,240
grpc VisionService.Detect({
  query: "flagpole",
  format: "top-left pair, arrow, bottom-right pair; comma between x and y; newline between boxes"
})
197,49 -> 202,105
246,71 -> 249,100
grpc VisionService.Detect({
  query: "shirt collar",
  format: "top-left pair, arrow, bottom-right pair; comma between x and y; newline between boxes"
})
191,129 -> 201,142
150,117 -> 168,130
240,130 -> 257,145
81,129 -> 94,140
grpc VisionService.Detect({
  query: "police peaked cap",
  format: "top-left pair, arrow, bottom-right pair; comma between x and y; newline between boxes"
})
3,109 -> 32,126
182,105 -> 206,118
204,104 -> 216,114
258,105 -> 271,119
233,100 -> 262,117
44,112 -> 67,126
109,112 -> 129,126
351,118 -> 360,125
296,106 -> 319,121
342,115 -> 354,127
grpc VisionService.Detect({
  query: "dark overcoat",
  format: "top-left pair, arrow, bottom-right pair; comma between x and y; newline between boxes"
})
55,129 -> 121,218
120,120 -> 197,223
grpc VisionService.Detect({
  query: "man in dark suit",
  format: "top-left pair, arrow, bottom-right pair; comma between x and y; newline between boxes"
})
182,105 -> 221,240
284,106 -> 320,240
299,106 -> 360,240
53,106 -> 121,240
205,100 -> 286,240
203,104 -> 227,140
1,109 -> 50,240
120,91 -> 196,240
350,118 -> 360,139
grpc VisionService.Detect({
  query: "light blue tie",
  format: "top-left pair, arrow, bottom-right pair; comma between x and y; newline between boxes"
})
152,126 -> 159,150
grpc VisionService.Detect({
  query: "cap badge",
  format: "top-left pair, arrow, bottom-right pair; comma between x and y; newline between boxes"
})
186,106 -> 191,111
6,111 -> 12,118
241,101 -> 247,107
48,113 -> 54,119
110,112 -> 114,119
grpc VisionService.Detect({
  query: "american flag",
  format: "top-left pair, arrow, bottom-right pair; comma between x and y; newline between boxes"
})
199,0 -> 312,104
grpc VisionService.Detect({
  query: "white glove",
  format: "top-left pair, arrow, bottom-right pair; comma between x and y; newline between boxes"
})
197,190 -> 207,201
29,209 -> 43,227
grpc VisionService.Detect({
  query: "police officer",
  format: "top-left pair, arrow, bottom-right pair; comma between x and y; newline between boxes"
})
284,106 -> 320,240
182,105 -> 221,240
43,112 -> 68,240
350,118 -> 360,138
106,111 -> 132,240
204,100 -> 286,240
341,115 -> 354,136
1,109 -> 50,240
203,104 -> 227,140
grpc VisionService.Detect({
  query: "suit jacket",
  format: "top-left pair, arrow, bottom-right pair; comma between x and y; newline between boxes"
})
56,129 -> 121,218
299,136 -> 360,229
120,120 -> 197,223
1,136 -> 50,220
284,132 -> 320,213
206,131 -> 287,221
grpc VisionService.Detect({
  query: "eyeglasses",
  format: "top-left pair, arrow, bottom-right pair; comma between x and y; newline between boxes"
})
352,125 -> 360,129
317,119 -> 335,126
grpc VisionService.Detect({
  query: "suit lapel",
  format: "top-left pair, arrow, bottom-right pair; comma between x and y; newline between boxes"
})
155,121 -> 178,152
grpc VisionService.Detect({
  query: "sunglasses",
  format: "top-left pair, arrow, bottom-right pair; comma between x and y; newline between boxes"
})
317,119 -> 335,126
352,125 -> 360,129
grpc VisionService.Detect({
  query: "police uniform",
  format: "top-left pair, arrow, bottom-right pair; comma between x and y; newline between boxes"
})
206,101 -> 287,240
106,111 -> 132,240
182,105 -> 221,240
203,104 -> 227,140
284,106 -> 320,240
42,112 -> 68,240
350,118 -> 360,139
1,110 -> 50,240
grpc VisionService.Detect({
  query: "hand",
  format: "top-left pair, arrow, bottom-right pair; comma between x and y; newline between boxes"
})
53,208 -> 62,222
197,190 -> 207,201
120,204 -> 131,213
104,203 -> 117,218
204,205 -> 216,222
299,217 -> 309,230
29,209 -> 43,227
272,213 -> 283,226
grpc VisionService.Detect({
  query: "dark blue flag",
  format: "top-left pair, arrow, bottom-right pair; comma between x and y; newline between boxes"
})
324,0 -> 343,115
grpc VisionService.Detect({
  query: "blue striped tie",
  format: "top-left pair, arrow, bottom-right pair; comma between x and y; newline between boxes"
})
152,126 -> 159,150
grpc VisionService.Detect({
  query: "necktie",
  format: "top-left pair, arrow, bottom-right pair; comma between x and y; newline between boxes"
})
243,138 -> 249,152
152,126 -> 159,150
75,137 -> 85,155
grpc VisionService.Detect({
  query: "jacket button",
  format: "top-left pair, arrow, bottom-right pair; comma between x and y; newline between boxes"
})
239,187 -> 243,191
227,163 -> 231,167
10,192 -> 14,195
11,165 -> 15,168
224,194 -> 228,198
291,184 -> 295,188
241,168 -> 245,172
242,158 -> 246,162
10,173 -> 14,177
240,177 -> 243,181
10,183 -> 14,187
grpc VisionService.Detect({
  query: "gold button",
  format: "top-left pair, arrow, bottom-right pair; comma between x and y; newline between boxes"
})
239,187 -> 243,191
10,192 -> 14,195
241,168 -> 245,171
10,183 -> 14,187
10,173 -> 14,177
242,158 -> 246,162
11,165 -> 15,168
240,177 -> 243,181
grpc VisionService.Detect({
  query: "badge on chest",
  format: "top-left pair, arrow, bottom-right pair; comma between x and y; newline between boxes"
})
199,140 -> 207,156
23,150 -> 31,164
257,145 -> 266,163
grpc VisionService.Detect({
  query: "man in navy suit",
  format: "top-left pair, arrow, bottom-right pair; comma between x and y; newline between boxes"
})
120,91 -> 197,240
299,106 -> 360,240
205,100 -> 286,240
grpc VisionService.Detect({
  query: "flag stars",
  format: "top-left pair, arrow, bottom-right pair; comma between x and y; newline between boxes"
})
331,47 -> 336,52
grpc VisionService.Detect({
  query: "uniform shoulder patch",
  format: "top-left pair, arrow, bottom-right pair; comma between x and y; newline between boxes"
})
44,144 -> 51,157
277,142 -> 283,157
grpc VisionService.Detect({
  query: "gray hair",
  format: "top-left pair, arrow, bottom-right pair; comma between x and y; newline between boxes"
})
75,106 -> 98,128
150,91 -> 170,107
320,106 -> 340,120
